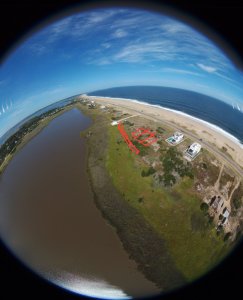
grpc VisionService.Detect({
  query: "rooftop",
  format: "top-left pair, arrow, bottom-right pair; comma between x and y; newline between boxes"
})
187,142 -> 201,155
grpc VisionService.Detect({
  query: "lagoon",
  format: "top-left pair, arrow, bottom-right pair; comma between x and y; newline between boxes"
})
0,108 -> 159,298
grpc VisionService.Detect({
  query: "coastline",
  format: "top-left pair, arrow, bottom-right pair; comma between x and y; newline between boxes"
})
89,96 -> 243,169
89,95 -> 243,148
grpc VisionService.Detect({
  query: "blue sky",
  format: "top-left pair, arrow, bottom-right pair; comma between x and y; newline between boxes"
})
0,7 -> 243,138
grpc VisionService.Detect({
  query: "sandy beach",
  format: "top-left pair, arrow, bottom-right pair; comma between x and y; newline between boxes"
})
89,96 -> 243,171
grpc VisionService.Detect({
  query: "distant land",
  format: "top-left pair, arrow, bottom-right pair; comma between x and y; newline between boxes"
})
0,95 -> 78,145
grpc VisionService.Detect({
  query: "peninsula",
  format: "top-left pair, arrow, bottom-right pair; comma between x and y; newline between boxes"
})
0,95 -> 242,293
77,94 -> 243,289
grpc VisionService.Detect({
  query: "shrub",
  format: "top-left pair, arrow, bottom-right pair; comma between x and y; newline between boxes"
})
202,163 -> 207,169
216,225 -> 223,236
200,202 -> 209,212
133,140 -> 149,156
147,167 -> 156,176
141,167 -> 156,177
157,127 -> 165,133
233,197 -> 242,210
163,173 -> 176,187
224,232 -> 231,242
208,215 -> 214,224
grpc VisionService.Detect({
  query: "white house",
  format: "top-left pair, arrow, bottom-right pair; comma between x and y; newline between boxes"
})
111,121 -> 118,126
173,132 -> 184,143
185,142 -> 201,159
166,131 -> 184,145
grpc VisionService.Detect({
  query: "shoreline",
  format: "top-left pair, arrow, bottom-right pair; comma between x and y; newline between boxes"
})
88,95 -> 243,169
88,95 -> 243,148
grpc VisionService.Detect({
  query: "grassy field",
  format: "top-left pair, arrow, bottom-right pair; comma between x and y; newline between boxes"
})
81,106 -> 186,290
106,125 -> 229,281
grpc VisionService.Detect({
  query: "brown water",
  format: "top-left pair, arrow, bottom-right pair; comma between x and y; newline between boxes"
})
0,108 -> 160,299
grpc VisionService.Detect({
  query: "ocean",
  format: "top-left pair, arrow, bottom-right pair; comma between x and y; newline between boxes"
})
88,86 -> 243,145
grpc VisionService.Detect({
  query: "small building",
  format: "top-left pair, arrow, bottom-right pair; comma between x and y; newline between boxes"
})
88,101 -> 96,109
221,217 -> 227,225
185,142 -> 201,160
111,121 -> 118,126
210,195 -> 216,206
212,196 -> 223,211
166,131 -> 184,145
221,207 -> 230,226
222,207 -> 230,218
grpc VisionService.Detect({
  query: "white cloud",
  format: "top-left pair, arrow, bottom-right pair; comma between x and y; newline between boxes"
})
51,17 -> 72,35
96,58 -> 111,65
162,68 -> 202,76
160,22 -> 192,34
24,7 -> 234,78
197,63 -> 216,73
112,29 -> 128,38
101,43 -> 111,49
113,40 -> 176,63
25,10 -> 119,54
29,44 -> 49,56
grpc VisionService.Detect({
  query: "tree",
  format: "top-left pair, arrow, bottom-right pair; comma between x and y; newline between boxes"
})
141,167 -> 156,177
233,197 -> 242,210
200,202 -> 209,212
163,173 -> 176,187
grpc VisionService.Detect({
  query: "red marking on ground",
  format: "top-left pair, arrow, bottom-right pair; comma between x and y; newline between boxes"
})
117,122 -> 140,155
131,127 -> 158,146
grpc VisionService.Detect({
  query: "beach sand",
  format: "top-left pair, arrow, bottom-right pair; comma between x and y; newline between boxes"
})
90,96 -> 243,171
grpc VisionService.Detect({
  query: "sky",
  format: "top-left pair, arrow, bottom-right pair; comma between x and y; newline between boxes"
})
0,7 -> 243,138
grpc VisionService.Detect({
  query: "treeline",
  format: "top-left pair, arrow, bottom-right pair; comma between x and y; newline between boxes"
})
0,107 -> 63,165
160,147 -> 194,187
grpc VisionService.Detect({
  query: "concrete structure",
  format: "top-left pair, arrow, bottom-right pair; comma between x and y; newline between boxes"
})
211,196 -> 224,212
166,131 -> 184,145
223,207 -> 230,218
185,142 -> 201,160
111,121 -> 119,126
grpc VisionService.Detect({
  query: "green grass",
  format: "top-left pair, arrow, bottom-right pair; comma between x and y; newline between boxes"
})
106,126 -> 229,281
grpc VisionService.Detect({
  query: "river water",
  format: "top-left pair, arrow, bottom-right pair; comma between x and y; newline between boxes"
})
0,108 -> 159,299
